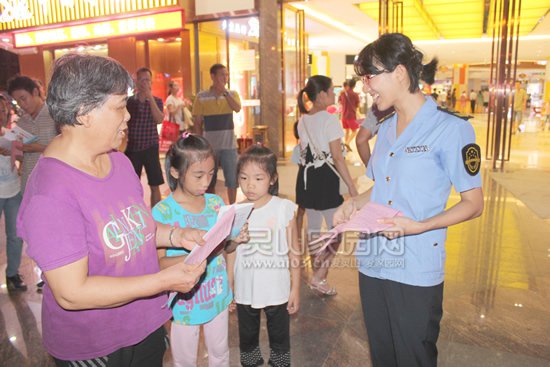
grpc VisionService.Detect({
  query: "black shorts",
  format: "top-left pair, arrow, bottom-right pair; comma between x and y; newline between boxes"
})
54,326 -> 168,367
296,164 -> 343,210
125,145 -> 164,186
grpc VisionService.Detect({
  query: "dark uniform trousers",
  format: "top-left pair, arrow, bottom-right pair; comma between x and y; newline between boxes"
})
359,273 -> 444,367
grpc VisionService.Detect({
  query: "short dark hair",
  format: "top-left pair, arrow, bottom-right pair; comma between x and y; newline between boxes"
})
348,79 -> 357,89
165,134 -> 214,191
354,33 -> 437,93
210,64 -> 226,76
136,67 -> 152,77
47,54 -> 133,128
7,75 -> 39,96
237,144 -> 279,196
297,75 -> 332,114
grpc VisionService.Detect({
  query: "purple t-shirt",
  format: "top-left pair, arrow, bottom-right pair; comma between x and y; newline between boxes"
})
17,151 -> 170,361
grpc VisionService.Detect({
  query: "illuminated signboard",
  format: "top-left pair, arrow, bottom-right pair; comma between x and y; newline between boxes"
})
0,0 -> 179,31
221,18 -> 259,38
14,10 -> 183,48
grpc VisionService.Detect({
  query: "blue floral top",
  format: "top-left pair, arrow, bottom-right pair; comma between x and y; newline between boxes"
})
152,193 -> 232,325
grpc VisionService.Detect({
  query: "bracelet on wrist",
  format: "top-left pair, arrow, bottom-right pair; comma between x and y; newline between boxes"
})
169,226 -> 176,247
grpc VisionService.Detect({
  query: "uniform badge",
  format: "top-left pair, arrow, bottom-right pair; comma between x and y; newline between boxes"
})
462,144 -> 481,176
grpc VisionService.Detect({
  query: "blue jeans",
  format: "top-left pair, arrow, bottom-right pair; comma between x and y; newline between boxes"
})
0,192 -> 23,277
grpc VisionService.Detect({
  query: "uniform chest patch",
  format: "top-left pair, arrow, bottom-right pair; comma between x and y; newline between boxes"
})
462,143 -> 481,176
404,145 -> 430,154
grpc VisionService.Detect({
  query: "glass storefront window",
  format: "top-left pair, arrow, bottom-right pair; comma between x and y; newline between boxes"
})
148,36 -> 185,102
194,11 -> 306,155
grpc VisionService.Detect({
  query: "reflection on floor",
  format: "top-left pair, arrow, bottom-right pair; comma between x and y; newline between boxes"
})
1,113 -> 550,366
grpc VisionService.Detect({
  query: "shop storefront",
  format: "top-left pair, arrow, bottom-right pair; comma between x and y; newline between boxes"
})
0,0 -> 192,103
190,2 -> 307,155
0,0 -> 307,156
192,16 -> 260,147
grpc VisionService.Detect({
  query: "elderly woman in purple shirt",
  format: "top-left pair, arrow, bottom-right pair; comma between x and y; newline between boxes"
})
17,54 -> 206,367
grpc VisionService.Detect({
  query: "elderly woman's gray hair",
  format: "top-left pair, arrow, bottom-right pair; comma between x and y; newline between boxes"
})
47,54 -> 133,128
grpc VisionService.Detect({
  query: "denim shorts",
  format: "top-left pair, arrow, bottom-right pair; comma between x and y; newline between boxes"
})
214,148 -> 238,189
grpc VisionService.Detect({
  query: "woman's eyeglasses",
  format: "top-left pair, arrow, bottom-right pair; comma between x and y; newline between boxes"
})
361,69 -> 389,82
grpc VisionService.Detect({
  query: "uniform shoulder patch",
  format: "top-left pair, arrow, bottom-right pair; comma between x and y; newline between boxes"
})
462,143 -> 481,176
437,106 -> 471,121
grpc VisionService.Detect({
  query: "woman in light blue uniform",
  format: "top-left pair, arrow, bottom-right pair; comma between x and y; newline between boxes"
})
335,33 -> 484,366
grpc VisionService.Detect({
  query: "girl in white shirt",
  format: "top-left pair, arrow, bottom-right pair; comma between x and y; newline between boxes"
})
227,145 -> 301,367
296,75 -> 358,296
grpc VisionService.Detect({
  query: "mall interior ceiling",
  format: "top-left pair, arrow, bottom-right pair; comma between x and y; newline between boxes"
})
289,0 -> 550,67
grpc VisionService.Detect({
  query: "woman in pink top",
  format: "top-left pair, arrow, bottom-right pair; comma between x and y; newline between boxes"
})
338,79 -> 361,151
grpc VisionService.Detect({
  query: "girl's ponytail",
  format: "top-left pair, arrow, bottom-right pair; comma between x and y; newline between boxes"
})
297,89 -> 308,114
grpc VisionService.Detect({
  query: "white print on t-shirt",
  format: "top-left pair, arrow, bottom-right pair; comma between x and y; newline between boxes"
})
102,204 -> 154,262
177,275 -> 225,312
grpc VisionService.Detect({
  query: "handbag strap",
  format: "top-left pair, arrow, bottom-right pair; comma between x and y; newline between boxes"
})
301,117 -> 322,159
301,117 -> 343,180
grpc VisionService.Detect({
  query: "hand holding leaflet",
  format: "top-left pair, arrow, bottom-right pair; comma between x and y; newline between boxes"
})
218,202 -> 254,239
184,207 -> 236,265
4,126 -> 38,144
308,202 -> 403,254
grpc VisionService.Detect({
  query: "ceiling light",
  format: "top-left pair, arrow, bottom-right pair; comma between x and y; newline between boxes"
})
77,46 -> 85,52
175,37 -> 182,41
291,3 -> 373,44
1,37 -> 10,43
157,38 -> 165,42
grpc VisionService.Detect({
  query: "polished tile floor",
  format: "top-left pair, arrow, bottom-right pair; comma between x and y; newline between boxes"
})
1,113 -> 550,366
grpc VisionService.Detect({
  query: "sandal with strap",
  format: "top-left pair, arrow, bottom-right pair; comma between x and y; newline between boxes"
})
308,279 -> 337,296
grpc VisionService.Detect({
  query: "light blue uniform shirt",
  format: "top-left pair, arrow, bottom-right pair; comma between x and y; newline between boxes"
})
357,97 -> 482,286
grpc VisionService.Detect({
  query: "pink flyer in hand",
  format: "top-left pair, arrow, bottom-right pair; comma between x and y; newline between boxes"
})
184,207 -> 236,265
309,202 -> 402,254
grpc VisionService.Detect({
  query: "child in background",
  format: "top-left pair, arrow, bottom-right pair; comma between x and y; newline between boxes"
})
152,133 -> 235,367
227,145 -> 301,367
